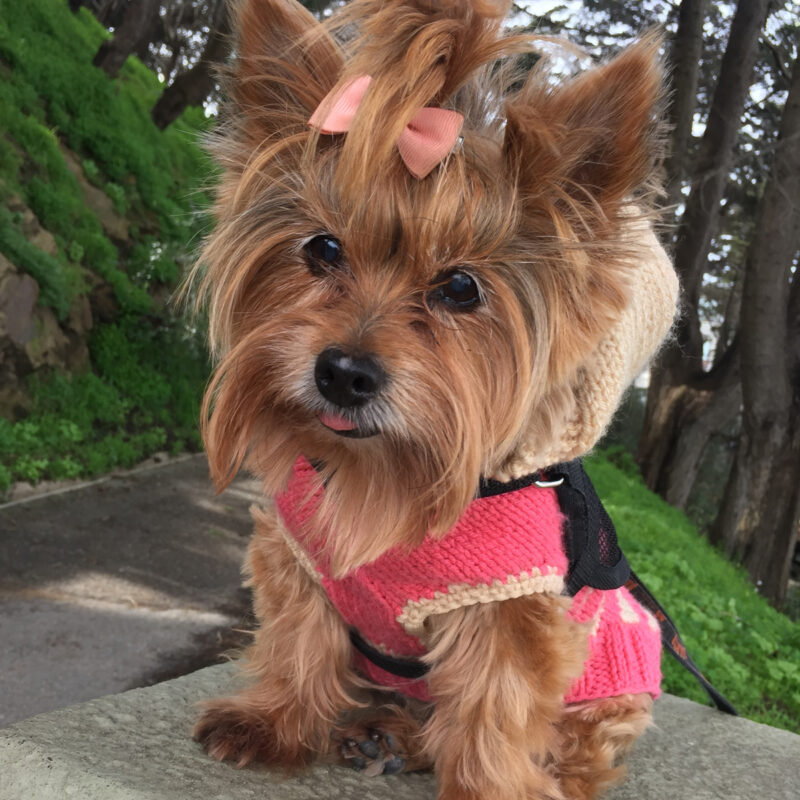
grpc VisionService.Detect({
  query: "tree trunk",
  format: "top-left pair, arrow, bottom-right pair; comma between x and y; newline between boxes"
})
670,0 -> 769,362
713,421 -> 800,606
638,348 -> 740,509
93,0 -> 161,79
664,0 -> 707,219
637,0 -> 769,501
711,53 -> 800,607
150,3 -> 231,130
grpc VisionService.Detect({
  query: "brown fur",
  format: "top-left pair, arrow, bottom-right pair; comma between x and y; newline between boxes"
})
191,1 -> 664,797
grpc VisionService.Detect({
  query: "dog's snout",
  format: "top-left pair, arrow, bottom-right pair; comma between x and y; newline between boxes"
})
314,347 -> 386,408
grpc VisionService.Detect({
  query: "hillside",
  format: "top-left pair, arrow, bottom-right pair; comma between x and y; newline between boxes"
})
0,0 -> 212,492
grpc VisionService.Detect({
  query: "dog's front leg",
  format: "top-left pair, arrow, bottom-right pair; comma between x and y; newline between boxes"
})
422,595 -> 587,800
194,506 -> 359,769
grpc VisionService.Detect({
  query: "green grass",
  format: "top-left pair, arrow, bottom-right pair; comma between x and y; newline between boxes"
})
588,449 -> 800,734
0,0 -> 214,485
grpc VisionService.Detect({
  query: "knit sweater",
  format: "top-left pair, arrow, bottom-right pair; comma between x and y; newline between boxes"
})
275,456 -> 663,704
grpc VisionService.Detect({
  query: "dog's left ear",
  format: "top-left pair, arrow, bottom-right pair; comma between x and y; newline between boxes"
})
230,0 -> 343,142
503,35 -> 663,224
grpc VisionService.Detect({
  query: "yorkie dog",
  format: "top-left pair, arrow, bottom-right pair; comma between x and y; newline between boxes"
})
192,1 -> 679,798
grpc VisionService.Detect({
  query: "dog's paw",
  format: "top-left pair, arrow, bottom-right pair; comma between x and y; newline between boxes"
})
335,709 -> 432,777
339,727 -> 407,776
193,700 -> 312,769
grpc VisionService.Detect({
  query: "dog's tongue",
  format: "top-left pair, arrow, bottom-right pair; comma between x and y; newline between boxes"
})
318,412 -> 358,432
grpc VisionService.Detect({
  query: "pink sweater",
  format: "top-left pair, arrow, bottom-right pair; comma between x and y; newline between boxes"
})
275,456 -> 662,704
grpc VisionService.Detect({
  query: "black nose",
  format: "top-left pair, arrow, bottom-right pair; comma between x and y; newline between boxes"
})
314,347 -> 385,408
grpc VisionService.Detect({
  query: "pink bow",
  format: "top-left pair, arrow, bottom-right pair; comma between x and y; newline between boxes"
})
308,75 -> 464,179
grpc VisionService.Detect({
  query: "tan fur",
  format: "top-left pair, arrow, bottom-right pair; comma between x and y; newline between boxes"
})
192,1 -> 664,796
194,507 -> 363,767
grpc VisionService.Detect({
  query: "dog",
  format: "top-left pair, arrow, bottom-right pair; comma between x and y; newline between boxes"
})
191,1 -> 679,798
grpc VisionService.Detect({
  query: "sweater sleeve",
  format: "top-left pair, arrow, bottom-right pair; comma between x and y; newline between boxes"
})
495,218 -> 679,479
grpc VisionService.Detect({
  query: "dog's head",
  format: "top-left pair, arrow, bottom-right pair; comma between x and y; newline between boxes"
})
195,0 -> 663,573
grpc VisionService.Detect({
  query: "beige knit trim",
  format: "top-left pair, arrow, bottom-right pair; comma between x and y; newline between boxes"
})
616,587 -> 641,624
276,514 -> 323,585
397,568 -> 565,635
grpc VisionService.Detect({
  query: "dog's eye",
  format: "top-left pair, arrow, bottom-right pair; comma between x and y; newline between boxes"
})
429,270 -> 481,311
305,235 -> 344,275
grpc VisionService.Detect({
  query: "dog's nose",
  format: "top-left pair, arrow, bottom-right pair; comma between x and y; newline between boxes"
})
314,347 -> 385,408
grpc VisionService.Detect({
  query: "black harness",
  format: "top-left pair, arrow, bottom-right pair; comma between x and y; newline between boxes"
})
349,458 -> 738,715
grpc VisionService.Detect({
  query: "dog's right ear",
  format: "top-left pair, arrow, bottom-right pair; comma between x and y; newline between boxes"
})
230,0 -> 343,142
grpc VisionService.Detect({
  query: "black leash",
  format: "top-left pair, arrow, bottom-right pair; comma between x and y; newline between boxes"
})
349,459 -> 738,715
625,570 -> 738,715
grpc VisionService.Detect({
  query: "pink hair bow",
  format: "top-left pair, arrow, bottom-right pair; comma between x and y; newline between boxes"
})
308,75 -> 464,179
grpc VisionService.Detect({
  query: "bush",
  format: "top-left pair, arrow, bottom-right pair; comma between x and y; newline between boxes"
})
0,314 -> 207,484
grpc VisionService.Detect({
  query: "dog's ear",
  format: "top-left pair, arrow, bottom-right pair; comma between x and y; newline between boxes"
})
230,0 -> 343,142
504,35 -> 663,226
504,37 -> 664,383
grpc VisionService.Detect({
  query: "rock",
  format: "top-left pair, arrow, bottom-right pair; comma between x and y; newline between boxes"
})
22,306 -> 71,370
60,146 -> 130,244
0,270 -> 40,345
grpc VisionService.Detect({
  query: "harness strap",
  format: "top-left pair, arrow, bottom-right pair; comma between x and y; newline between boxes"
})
349,628 -> 429,680
548,459 -> 632,593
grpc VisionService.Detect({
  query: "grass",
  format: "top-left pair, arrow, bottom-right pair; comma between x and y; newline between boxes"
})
588,448 -> 800,734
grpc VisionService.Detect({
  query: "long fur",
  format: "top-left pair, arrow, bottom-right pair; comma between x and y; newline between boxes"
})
192,0 -> 664,796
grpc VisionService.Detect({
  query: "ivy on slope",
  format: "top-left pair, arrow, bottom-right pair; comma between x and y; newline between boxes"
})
588,450 -> 800,734
0,0 -> 215,488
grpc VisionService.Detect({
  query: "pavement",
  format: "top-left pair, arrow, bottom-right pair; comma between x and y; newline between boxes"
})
1,662 -> 798,800
0,454 -> 262,728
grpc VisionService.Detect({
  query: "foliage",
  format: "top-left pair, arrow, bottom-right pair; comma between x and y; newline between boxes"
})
587,452 -> 800,734
0,0 -> 215,487
0,314 -> 206,491
0,0 -> 214,315
0,206 -> 83,320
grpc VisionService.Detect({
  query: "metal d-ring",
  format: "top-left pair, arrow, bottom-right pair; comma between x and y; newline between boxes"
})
534,477 -> 565,488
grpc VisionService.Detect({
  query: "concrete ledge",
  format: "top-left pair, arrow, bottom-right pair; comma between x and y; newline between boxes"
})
1,663 -> 798,800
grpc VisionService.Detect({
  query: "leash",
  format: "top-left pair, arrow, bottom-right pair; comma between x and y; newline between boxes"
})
625,570 -> 738,715
349,458 -> 738,715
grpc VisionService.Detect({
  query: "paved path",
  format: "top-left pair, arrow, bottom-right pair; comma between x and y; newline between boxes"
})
0,455 -> 261,727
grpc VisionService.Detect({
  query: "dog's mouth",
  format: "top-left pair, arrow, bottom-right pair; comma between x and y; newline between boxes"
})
317,411 -> 379,439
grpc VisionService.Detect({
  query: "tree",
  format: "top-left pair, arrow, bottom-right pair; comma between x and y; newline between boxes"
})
636,0 -> 770,509
663,0 -> 707,216
150,0 -> 230,129
92,0 -> 162,79
710,53 -> 800,606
